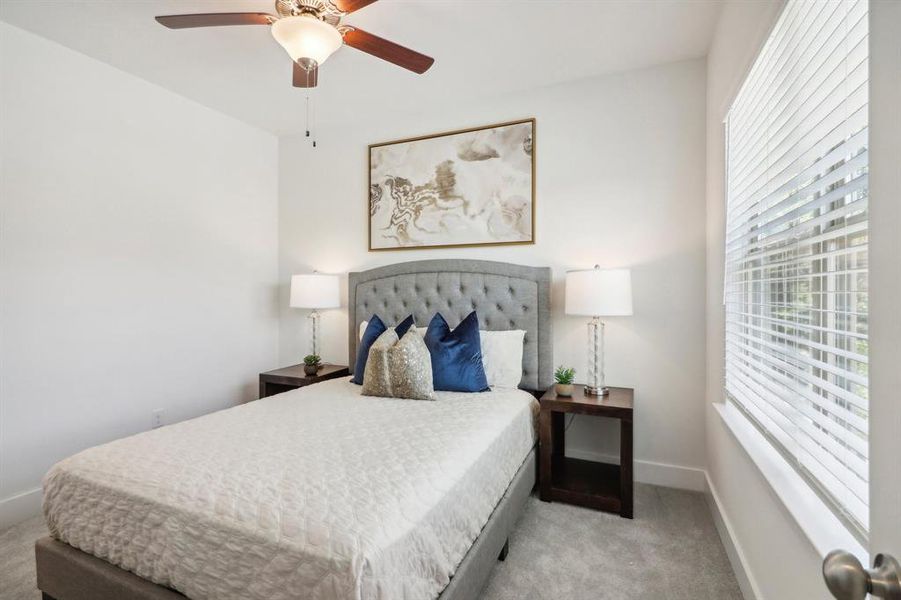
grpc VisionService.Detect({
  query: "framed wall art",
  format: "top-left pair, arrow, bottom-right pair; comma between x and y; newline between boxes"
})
368,118 -> 535,251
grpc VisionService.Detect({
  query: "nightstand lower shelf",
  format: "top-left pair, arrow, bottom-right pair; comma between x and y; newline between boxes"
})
548,456 -> 624,513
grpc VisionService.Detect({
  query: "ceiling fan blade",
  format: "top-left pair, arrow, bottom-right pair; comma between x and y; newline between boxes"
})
155,13 -> 276,29
293,63 -> 319,88
332,0 -> 378,14
343,28 -> 434,74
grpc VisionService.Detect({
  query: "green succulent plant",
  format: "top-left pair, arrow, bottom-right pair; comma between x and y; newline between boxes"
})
554,366 -> 575,385
303,354 -> 321,366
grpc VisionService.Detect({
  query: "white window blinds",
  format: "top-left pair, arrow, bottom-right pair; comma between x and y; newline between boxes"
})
724,0 -> 869,537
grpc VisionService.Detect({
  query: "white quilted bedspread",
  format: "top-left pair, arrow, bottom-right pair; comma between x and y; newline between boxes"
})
43,378 -> 537,600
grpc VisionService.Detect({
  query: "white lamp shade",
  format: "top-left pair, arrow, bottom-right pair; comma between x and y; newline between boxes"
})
271,16 -> 343,67
565,268 -> 633,317
290,274 -> 339,309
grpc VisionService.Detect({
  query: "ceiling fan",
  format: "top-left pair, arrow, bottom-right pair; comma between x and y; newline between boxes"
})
155,0 -> 434,88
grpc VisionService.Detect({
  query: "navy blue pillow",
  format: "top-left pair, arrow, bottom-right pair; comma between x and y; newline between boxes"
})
352,314 -> 415,385
424,311 -> 489,393
394,314 -> 415,339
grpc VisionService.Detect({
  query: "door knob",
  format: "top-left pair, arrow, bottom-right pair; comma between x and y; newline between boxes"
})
823,550 -> 901,600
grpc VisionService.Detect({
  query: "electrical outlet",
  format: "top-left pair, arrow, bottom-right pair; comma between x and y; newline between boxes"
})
151,409 -> 165,429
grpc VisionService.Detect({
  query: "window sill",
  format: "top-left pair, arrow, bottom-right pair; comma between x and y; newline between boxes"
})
714,401 -> 868,562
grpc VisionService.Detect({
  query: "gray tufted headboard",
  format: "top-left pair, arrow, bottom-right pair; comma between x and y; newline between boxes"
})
348,259 -> 552,392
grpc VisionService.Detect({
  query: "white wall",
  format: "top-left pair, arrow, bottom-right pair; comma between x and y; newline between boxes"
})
278,60 -> 708,489
703,2 -> 831,599
867,0 -> 901,558
0,23 -> 280,527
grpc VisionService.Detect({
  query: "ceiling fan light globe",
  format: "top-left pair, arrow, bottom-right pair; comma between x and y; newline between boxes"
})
271,15 -> 342,67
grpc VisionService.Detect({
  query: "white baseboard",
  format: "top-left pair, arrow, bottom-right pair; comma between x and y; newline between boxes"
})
0,487 -> 43,530
565,448 -> 707,492
705,473 -> 762,600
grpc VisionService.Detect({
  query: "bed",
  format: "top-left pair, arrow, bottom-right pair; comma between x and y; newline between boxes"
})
36,259 -> 553,600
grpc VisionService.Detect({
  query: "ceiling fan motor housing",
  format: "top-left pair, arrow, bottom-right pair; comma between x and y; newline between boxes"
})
276,0 -> 343,26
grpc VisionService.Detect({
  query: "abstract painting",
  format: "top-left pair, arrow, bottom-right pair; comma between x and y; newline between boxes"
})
368,119 -> 535,251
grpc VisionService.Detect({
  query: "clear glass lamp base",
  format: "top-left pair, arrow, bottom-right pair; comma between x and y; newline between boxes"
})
586,318 -> 607,396
307,310 -> 321,358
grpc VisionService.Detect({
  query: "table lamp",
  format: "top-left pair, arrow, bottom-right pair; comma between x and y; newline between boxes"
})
290,272 -> 339,358
565,266 -> 633,396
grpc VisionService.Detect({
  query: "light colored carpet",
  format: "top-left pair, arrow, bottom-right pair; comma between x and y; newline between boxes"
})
1,485 -> 741,600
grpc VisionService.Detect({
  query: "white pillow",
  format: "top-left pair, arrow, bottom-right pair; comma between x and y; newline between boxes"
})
479,329 -> 526,389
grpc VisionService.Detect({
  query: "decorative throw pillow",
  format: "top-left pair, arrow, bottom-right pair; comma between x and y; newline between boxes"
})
352,314 -> 415,384
360,329 -> 397,394
361,330 -> 435,401
392,314 -> 416,338
479,329 -> 526,388
362,319 -> 523,388
424,311 -> 490,393
358,316 -> 415,341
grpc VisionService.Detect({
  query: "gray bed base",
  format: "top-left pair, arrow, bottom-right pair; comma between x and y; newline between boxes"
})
36,448 -> 537,600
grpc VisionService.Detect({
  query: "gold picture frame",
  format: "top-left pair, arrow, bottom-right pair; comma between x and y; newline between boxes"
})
368,118 -> 536,251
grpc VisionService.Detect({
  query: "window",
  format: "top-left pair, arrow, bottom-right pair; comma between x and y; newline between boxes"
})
724,0 -> 869,539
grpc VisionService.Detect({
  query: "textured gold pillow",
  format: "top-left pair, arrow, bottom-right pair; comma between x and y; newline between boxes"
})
389,330 -> 435,400
361,329 -> 397,396
361,329 -> 435,401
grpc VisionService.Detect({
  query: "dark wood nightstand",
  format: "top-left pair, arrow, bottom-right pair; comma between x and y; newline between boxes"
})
539,384 -> 634,518
258,364 -> 350,399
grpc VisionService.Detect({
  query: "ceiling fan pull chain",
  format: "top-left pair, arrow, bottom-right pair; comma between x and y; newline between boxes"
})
304,94 -> 317,148
305,95 -> 310,138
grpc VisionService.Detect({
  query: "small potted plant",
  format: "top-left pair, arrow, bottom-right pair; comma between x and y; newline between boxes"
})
554,366 -> 575,397
303,354 -> 321,376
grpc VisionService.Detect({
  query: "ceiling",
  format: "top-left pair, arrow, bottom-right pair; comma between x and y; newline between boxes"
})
0,0 -> 722,135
